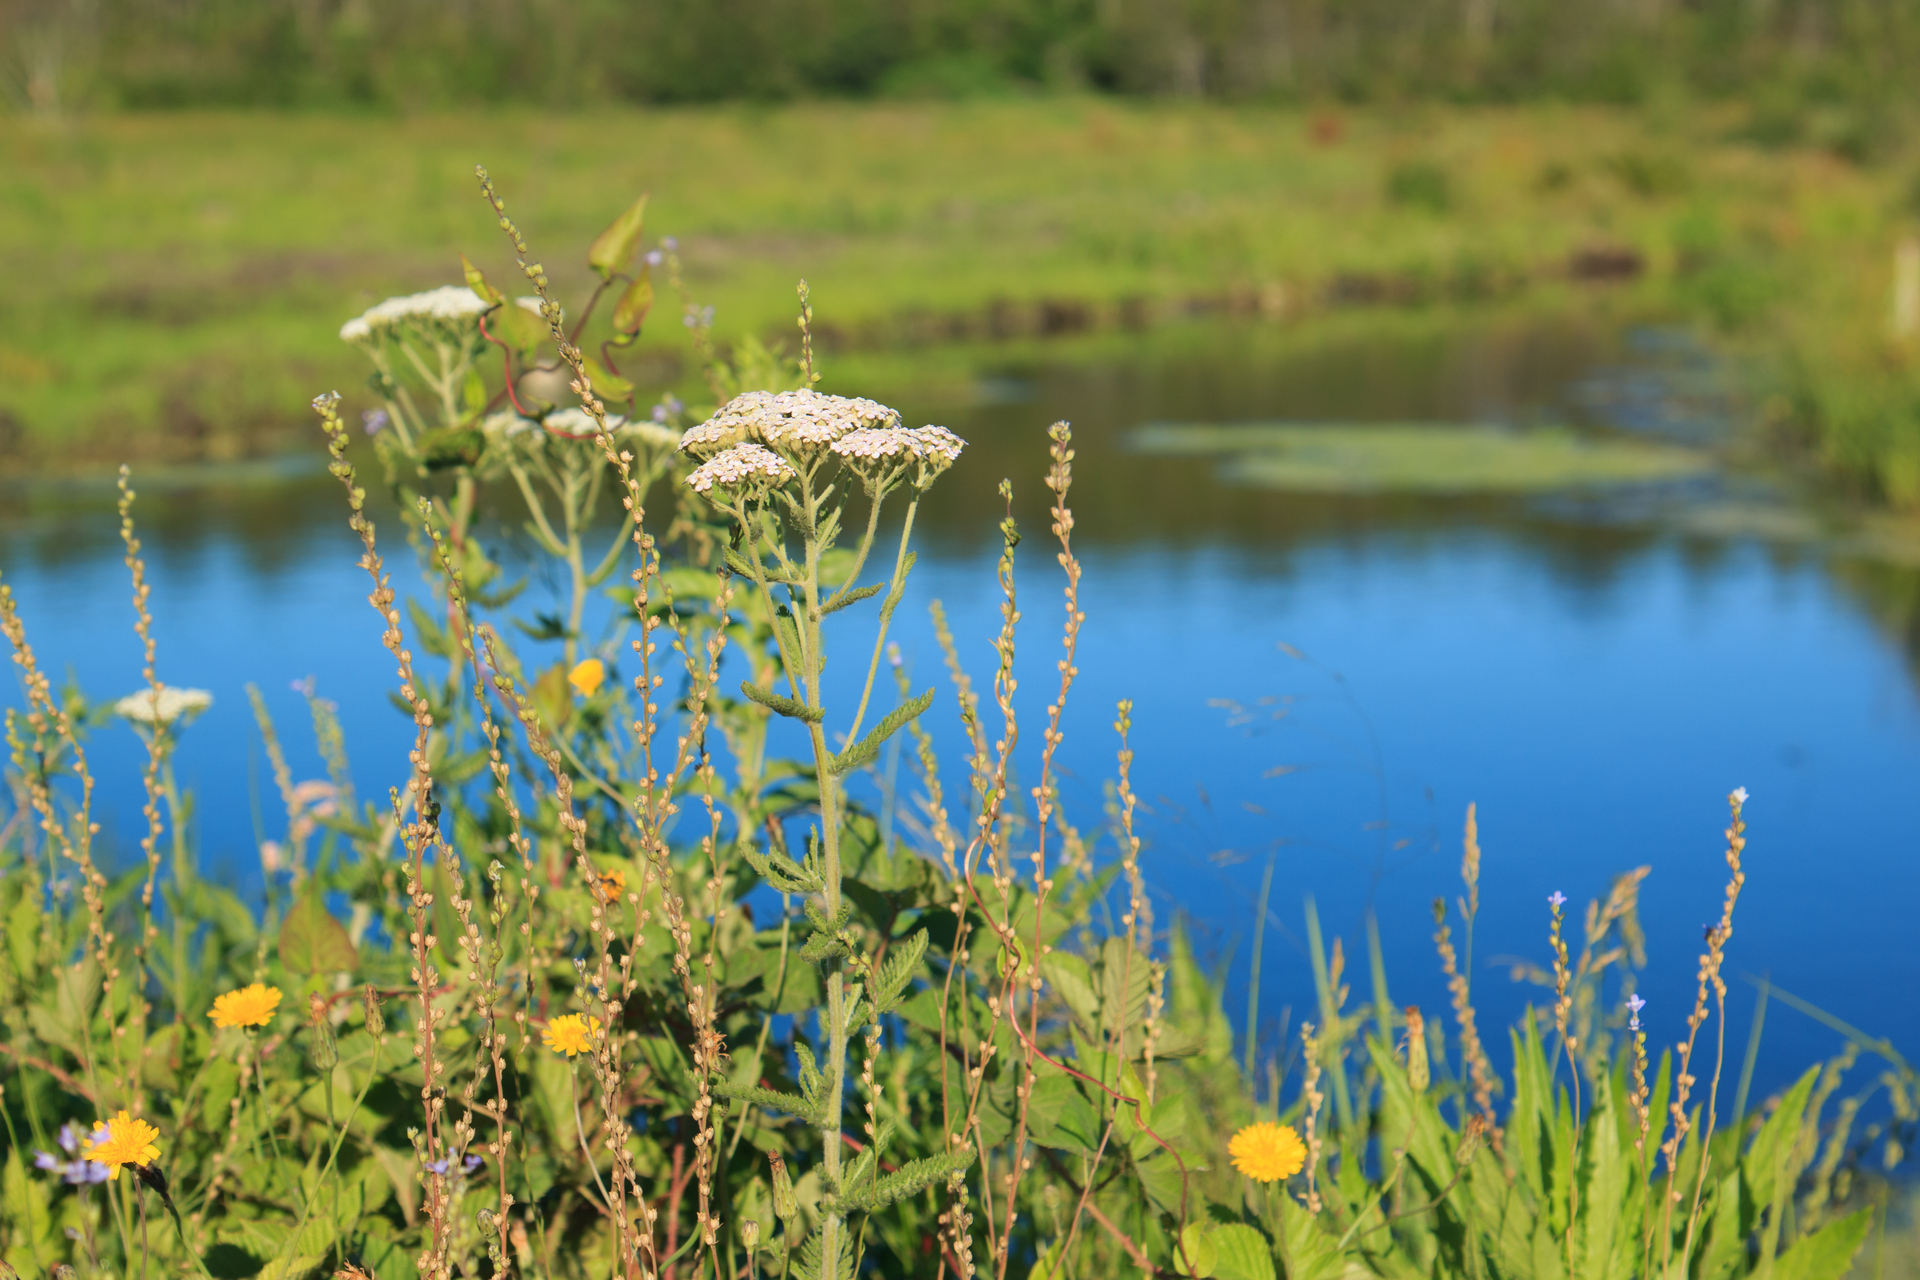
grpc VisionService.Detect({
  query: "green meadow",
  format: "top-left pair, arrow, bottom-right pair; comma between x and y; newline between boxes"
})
3,100 -> 1917,505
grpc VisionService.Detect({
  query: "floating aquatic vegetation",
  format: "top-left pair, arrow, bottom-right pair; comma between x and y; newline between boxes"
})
1133,421 -> 1715,494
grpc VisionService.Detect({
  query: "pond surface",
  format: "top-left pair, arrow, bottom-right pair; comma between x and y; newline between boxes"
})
3,310 -> 1916,1108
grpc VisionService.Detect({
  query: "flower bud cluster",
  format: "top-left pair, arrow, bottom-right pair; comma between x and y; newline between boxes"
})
686,442 -> 796,495
680,388 -> 897,458
680,388 -> 965,498
339,285 -> 492,343
832,424 -> 966,490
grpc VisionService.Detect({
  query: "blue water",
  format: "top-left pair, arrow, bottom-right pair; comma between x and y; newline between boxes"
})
2,316 -> 1915,1119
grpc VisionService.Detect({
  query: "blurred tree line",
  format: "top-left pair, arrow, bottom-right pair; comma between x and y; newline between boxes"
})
4,0 -> 1919,112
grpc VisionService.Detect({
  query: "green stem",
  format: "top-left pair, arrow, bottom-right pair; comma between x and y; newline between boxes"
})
844,496 -> 917,745
269,1037 -> 384,1277
1246,850 -> 1277,1095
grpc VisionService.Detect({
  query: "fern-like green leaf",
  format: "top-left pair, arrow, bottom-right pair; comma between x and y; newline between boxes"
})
874,929 -> 929,1015
742,842 -> 824,894
708,1077 -> 824,1126
832,1149 -> 976,1214
740,681 -> 824,723
828,689 -> 934,776
820,581 -> 884,616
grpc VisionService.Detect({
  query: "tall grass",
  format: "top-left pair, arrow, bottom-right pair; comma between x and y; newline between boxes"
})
0,180 -> 1913,1280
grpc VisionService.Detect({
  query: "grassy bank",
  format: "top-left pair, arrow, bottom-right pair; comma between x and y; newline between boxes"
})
2,100 -> 1918,496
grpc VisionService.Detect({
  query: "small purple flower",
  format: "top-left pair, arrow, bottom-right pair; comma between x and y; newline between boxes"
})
290,675 -> 316,697
651,403 -> 670,423
1548,891 -> 1566,910
66,1160 -> 109,1185
463,1155 -> 485,1175
645,250 -> 664,267
661,236 -> 679,252
1627,993 -> 1645,1030
36,1132 -> 110,1185
683,314 -> 696,329
362,408 -> 390,436
424,1157 -> 450,1175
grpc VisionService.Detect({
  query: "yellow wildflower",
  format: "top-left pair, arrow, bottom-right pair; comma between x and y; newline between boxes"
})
209,982 -> 282,1029
542,1013 -> 602,1058
592,867 -> 626,904
86,1111 -> 161,1179
569,658 -> 606,698
1229,1121 -> 1306,1183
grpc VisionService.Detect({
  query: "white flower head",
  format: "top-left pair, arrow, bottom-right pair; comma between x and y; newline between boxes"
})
906,425 -> 965,472
616,418 -> 684,452
339,285 -> 492,343
114,686 -> 213,727
542,407 -> 625,439
683,389 -> 899,458
1731,786 -> 1749,806
480,410 -> 539,439
831,423 -> 966,490
686,442 -> 796,497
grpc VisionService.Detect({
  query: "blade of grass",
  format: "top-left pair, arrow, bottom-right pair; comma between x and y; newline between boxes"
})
1305,896 -> 1355,1132
1740,974 -> 1912,1074
1245,850 -> 1277,1095
1732,972 -> 1770,1136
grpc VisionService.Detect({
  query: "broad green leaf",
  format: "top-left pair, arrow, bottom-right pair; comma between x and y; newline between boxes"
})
257,1254 -> 327,1280
3,1148 -> 56,1269
1134,1148 -> 1198,1218
7,889 -> 37,980
1209,1223 -> 1276,1280
1694,1168 -> 1746,1280
1169,921 -> 1233,1059
1773,1206 -> 1872,1280
1042,951 -> 1100,1038
278,884 -> 358,976
1098,935 -> 1152,1055
1026,1070 -> 1101,1154
613,263 -> 654,335
1172,1221 -> 1219,1277
1508,1015 -> 1554,1202
588,193 -> 649,279
462,253 -> 504,305
491,297 -> 549,353
531,662 -> 573,731
1742,1065 -> 1818,1211
581,354 -> 634,401
1275,1192 -> 1344,1280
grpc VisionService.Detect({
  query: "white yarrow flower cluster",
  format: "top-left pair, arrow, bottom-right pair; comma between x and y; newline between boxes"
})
681,389 -> 900,457
542,407 -> 624,438
114,686 -> 213,726
339,285 -> 492,342
832,424 -> 967,484
687,443 -> 796,495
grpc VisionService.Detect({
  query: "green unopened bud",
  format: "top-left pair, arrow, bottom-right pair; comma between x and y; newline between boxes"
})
308,1018 -> 338,1072
363,984 -> 385,1036
740,1219 -> 760,1252
769,1153 -> 797,1225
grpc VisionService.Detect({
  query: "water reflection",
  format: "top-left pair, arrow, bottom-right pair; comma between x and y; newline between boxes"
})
1,310 -> 1916,1105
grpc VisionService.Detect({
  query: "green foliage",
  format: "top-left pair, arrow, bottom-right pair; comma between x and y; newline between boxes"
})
1,182 -> 1913,1280
21,0 -> 1920,109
